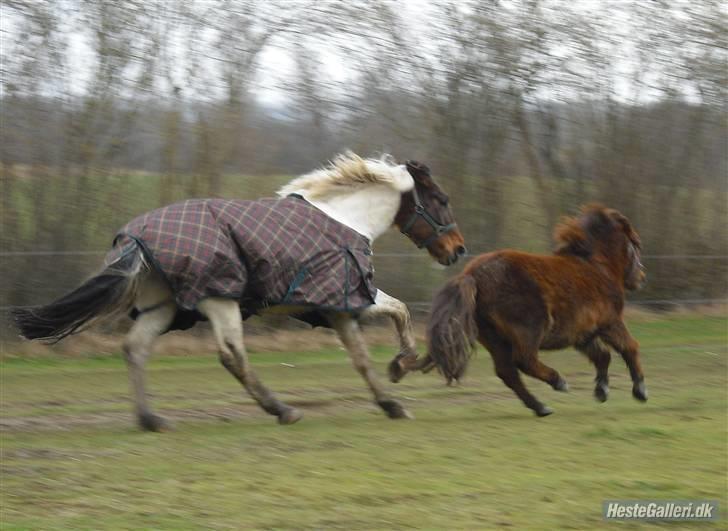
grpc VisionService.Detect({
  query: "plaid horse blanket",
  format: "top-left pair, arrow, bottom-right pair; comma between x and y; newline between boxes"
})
106,196 -> 376,329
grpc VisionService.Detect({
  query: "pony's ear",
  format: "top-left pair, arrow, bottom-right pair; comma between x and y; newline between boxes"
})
580,203 -> 613,240
553,217 -> 592,257
405,160 -> 434,186
609,210 -> 642,249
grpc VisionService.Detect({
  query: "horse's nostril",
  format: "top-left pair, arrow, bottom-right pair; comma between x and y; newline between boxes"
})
457,245 -> 467,256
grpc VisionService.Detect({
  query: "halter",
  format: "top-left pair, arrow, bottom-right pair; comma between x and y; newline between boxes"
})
399,183 -> 458,249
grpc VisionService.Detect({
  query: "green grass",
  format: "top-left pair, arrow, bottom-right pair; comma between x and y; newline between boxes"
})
1,315 -> 726,529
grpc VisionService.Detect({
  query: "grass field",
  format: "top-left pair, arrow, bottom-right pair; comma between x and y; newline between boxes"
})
1,314 -> 726,529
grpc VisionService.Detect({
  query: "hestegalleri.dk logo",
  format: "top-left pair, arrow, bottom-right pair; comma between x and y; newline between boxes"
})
603,500 -> 719,521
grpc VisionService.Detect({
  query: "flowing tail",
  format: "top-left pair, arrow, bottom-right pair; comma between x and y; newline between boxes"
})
427,274 -> 478,384
11,246 -> 147,343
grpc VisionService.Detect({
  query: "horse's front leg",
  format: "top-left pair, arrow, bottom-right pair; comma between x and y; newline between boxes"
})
329,313 -> 413,419
601,321 -> 647,402
198,298 -> 303,425
576,338 -> 612,402
358,290 -> 422,383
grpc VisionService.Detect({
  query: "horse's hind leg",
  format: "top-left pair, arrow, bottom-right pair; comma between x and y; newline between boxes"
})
329,313 -> 412,419
516,351 -> 569,393
509,328 -> 568,392
517,358 -> 568,392
198,298 -> 302,425
487,337 -> 553,417
496,359 -> 553,417
576,338 -> 612,402
123,272 -> 176,431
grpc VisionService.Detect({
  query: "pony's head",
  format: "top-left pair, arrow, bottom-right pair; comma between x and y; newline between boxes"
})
395,161 -> 466,266
554,204 -> 645,290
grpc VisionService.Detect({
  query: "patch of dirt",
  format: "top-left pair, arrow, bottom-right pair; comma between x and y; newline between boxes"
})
1,448 -> 119,460
0,402 -> 350,432
0,385 -> 514,433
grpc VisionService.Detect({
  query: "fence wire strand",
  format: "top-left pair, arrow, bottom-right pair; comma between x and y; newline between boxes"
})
3,251 -> 728,259
2,251 -> 726,312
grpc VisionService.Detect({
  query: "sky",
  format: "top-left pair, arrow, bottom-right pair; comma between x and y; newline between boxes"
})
0,0 -> 711,105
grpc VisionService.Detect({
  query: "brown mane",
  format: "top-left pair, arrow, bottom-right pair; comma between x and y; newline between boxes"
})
553,203 -> 641,258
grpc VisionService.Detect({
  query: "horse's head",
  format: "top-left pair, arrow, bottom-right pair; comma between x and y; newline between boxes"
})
608,209 -> 645,291
395,161 -> 466,266
555,204 -> 645,290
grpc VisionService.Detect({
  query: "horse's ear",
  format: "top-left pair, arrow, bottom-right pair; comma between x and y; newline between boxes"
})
580,203 -> 613,240
405,160 -> 433,186
609,210 -> 642,249
554,217 -> 592,257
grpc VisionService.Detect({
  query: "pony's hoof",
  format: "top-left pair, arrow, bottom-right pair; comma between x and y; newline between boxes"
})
594,384 -> 609,403
552,377 -> 569,392
534,405 -> 554,417
632,381 -> 648,402
138,413 -> 172,432
278,408 -> 303,425
378,399 -> 414,420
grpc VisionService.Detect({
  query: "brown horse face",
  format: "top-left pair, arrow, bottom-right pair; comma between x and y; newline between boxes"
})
610,210 -> 645,291
395,161 -> 466,266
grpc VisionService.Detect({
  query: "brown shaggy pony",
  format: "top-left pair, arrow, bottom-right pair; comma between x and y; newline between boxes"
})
423,204 -> 646,417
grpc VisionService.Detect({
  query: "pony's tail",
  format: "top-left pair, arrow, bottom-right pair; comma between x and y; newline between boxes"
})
427,274 -> 478,384
11,247 -> 147,343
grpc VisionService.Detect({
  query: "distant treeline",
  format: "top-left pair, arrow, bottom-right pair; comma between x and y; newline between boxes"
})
1,1 -> 726,337
1,97 -> 725,319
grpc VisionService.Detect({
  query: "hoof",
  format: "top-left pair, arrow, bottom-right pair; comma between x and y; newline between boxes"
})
552,377 -> 569,392
388,351 -> 418,383
632,381 -> 648,402
594,383 -> 609,403
534,405 -> 554,417
278,408 -> 304,425
138,412 -> 172,432
388,359 -> 407,383
378,399 -> 414,420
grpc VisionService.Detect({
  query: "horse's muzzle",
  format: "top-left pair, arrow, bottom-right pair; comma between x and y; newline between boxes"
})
444,245 -> 467,266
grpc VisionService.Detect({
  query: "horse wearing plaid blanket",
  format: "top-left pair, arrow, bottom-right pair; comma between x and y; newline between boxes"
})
13,153 -> 466,431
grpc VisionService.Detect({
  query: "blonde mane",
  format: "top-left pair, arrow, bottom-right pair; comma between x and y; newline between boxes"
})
277,152 -> 413,199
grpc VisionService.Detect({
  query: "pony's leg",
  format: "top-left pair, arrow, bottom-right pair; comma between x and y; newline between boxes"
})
516,357 -> 569,392
329,313 -> 413,419
488,339 -> 553,417
198,298 -> 302,425
122,271 -> 176,432
601,321 -> 647,402
358,290 -> 419,383
576,339 -> 612,402
508,327 -> 568,392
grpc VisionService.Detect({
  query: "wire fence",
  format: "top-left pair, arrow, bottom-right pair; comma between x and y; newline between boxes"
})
1,250 -> 727,312
2,251 -> 728,259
